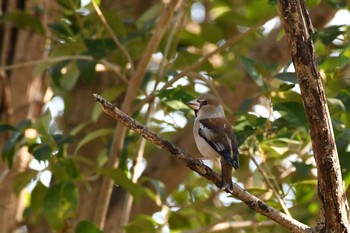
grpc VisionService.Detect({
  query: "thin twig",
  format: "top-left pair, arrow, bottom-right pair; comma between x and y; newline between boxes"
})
0,56 -> 128,84
93,93 -> 311,233
247,149 -> 291,217
133,17 -> 270,112
91,1 -> 135,73
0,55 -> 92,70
92,0 -> 182,229
184,220 -> 276,233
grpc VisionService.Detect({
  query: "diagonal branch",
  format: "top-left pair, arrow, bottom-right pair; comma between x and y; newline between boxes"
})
93,93 -> 311,233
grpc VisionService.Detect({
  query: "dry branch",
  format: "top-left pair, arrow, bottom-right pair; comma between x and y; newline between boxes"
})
93,93 -> 311,233
277,1 -> 349,232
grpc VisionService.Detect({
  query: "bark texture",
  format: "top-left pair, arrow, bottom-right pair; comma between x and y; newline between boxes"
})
94,93 -> 311,233
277,1 -> 349,232
0,0 -> 49,232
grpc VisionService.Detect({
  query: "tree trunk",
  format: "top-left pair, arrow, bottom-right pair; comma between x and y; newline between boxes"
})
278,0 -> 349,232
0,0 -> 50,232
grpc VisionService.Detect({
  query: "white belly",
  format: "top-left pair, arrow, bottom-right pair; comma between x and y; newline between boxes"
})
193,125 -> 220,162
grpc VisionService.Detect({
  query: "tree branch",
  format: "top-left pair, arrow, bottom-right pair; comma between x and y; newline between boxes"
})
91,1 -> 135,73
93,0 -> 182,229
93,93 -> 311,233
277,1 -> 349,232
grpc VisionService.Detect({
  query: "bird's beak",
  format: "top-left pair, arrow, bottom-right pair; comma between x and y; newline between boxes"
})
187,99 -> 200,110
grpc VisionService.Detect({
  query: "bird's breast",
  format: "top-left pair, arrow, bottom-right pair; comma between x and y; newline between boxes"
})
193,122 -> 220,161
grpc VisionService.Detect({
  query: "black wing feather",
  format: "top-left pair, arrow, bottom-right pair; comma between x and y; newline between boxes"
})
198,118 -> 239,170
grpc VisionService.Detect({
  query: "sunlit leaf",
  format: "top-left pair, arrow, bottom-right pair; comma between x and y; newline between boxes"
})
75,128 -> 114,154
76,221 -> 103,233
168,211 -> 192,230
44,182 -> 78,230
57,0 -> 81,10
13,169 -> 38,195
124,215 -> 158,233
60,61 -> 80,91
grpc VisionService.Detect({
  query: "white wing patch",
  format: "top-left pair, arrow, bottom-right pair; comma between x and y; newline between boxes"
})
199,122 -> 225,152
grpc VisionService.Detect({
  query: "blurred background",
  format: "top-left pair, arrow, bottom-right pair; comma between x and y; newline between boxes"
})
0,0 -> 350,232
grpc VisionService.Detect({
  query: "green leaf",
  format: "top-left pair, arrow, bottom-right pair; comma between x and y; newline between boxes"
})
57,0 -> 81,10
32,143 -> 52,161
44,182 -> 78,230
53,134 -> 74,146
16,119 -> 32,131
326,0 -> 346,8
1,10 -> 45,35
328,97 -> 346,111
141,178 -> 166,204
240,56 -> 267,90
137,3 -> 163,29
168,212 -> 192,230
60,61 -> 80,91
293,161 -> 314,179
26,181 -> 48,222
317,25 -> 347,45
292,179 -> 318,186
201,23 -> 224,43
102,10 -> 126,36
76,59 -> 96,83
124,215 -> 157,233
76,221 -> 103,233
85,39 -> 116,59
52,158 -> 80,181
275,72 -> 298,84
0,123 -> 17,132
92,0 -> 101,5
13,169 -> 39,195
101,168 -> 143,203
2,131 -> 23,168
158,87 -> 194,106
274,102 -> 308,128
75,128 -> 114,154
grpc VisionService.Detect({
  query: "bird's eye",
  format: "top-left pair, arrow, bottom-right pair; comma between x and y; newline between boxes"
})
201,100 -> 208,106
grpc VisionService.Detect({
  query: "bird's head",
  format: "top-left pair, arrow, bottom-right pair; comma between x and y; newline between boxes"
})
187,93 -> 225,119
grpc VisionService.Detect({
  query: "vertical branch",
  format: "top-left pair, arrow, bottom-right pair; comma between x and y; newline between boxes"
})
277,1 -> 349,232
93,0 -> 182,229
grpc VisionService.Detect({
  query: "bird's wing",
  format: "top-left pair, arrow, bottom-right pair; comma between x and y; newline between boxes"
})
198,118 -> 239,169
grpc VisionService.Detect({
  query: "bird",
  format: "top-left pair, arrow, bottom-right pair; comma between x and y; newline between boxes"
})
187,93 -> 239,190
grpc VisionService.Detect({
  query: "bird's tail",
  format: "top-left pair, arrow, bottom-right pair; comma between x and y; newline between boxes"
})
230,149 -> 239,170
221,158 -> 233,190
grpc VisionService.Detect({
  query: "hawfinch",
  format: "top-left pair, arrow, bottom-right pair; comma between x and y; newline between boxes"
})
187,93 -> 239,190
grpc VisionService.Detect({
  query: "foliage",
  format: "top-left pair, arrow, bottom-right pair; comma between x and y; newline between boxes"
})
1,0 -> 349,232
